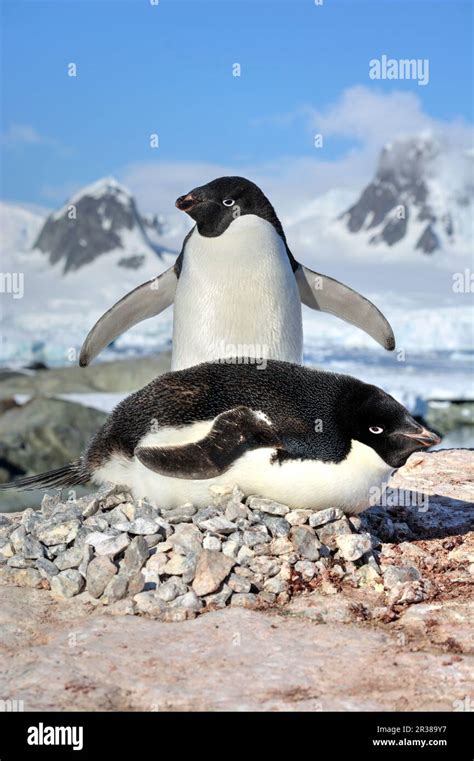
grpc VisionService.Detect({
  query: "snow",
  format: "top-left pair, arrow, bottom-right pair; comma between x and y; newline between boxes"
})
1,144 -> 473,418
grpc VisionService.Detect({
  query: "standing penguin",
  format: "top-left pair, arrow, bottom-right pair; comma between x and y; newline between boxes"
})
79,177 -> 395,370
1,361 -> 439,513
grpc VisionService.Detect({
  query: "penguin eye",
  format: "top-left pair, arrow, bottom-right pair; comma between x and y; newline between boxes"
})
222,198 -> 235,207
369,426 -> 384,435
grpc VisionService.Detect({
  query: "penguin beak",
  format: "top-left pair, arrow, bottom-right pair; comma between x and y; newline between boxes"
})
399,426 -> 441,447
175,193 -> 200,212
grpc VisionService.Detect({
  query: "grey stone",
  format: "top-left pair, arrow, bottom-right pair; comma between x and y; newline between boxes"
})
103,574 -> 129,603
203,584 -> 232,608
309,507 -> 344,527
76,493 -> 100,518
19,535 -> 45,560
247,497 -> 289,516
122,536 -> 149,575
85,532 -> 130,557
242,526 -> 269,547
45,543 -> 67,558
286,510 -> 313,526
162,552 -> 196,579
222,540 -> 240,559
35,557 -> 59,578
336,533 -> 373,562
383,564 -> 421,590
7,555 -> 36,568
55,545 -> 84,571
21,508 -> 43,533
228,573 -> 252,594
230,593 -> 259,609
203,535 -> 222,551
86,556 -> 117,598
290,526 -> 321,561
143,533 -> 163,548
169,523 -> 202,555
156,578 -> 188,602
83,516 -> 109,531
198,516 -> 236,535
237,545 -> 255,565
50,569 -> 85,598
171,590 -> 202,611
294,560 -> 316,580
78,545 -> 94,578
133,590 -> 167,617
127,518 -> 160,535
224,500 -> 248,522
163,504 -> 197,525
35,519 -> 80,546
192,550 -> 235,596
249,556 -> 281,577
263,577 -> 288,594
269,537 -> 293,556
261,515 -> 291,538
316,517 -> 353,549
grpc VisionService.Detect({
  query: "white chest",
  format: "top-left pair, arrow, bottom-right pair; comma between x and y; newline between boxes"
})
171,216 -> 303,369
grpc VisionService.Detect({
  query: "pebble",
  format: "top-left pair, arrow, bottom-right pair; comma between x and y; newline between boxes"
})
230,593 -> 258,609
85,532 -> 130,558
154,578 -> 186,601
290,526 -> 321,561
336,533 -> 373,561
192,549 -> 235,596
382,564 -> 420,589
309,507 -> 344,527
55,545 -> 84,571
35,519 -> 80,546
286,510 -> 313,526
102,574 -> 129,603
4,483 -> 432,617
228,573 -> 252,593
247,497 -> 289,516
316,517 -> 353,549
35,557 -> 59,578
86,556 -> 117,598
50,569 -> 85,598
203,535 -> 222,551
198,516 -> 236,535
122,536 -> 149,575
294,559 -> 316,580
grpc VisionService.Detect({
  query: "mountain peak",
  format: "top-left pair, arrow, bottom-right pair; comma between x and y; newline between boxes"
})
340,132 -> 471,255
33,178 -> 164,274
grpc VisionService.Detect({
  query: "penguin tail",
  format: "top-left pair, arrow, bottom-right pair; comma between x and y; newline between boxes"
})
0,460 -> 91,491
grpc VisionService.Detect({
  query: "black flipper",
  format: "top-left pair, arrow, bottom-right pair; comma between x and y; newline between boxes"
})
135,406 -> 280,480
295,263 -> 396,351
79,265 -> 178,366
0,461 -> 91,491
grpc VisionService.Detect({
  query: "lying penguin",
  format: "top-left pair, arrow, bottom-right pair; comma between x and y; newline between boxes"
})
79,177 -> 396,370
2,361 -> 439,514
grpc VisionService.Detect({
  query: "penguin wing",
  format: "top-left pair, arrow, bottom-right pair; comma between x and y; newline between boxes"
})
295,264 -> 396,351
135,406 -> 280,479
79,266 -> 178,366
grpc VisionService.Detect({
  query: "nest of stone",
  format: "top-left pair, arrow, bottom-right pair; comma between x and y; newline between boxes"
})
0,484 -> 430,621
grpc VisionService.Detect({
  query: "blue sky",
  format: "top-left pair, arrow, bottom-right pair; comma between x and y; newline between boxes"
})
1,0 -> 472,208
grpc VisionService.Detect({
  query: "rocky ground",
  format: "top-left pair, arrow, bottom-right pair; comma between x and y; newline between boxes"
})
0,448 -> 472,711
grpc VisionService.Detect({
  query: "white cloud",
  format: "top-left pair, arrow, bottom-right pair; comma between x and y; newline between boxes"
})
120,87 -> 472,222
1,124 -> 50,146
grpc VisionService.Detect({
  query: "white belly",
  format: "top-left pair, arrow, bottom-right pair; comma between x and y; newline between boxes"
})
93,421 -> 393,515
171,216 -> 303,370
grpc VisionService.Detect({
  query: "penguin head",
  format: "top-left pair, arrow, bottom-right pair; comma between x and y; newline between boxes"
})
350,385 -> 441,468
175,176 -> 284,238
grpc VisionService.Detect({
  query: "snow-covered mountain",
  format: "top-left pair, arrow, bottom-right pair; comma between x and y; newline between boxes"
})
0,179 -> 175,366
33,178 -> 166,273
339,134 -> 473,255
